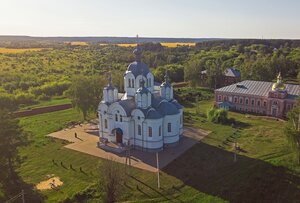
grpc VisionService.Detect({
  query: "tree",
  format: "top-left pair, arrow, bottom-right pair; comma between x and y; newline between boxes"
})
285,104 -> 300,164
67,75 -> 105,120
207,107 -> 229,124
0,109 -> 26,183
98,159 -> 126,203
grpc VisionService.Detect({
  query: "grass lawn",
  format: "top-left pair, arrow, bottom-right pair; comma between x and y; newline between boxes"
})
10,99 -> 300,202
164,100 -> 300,202
16,107 -> 223,203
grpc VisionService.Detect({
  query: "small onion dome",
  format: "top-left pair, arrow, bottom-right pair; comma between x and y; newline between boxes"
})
133,46 -> 142,62
104,72 -> 116,90
103,83 -> 116,90
272,72 -> 286,91
146,108 -> 163,119
136,80 -> 150,94
160,71 -> 171,88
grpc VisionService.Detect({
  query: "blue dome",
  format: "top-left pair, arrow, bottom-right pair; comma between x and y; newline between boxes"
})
157,101 -> 179,115
171,100 -> 183,109
146,108 -> 163,119
127,61 -> 150,77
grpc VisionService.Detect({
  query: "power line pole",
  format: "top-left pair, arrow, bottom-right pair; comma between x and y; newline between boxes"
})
21,190 -> 25,203
234,141 -> 237,163
156,152 -> 160,189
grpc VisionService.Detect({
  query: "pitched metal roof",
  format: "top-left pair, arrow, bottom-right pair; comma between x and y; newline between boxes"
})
118,99 -> 136,116
215,80 -> 300,99
224,68 -> 241,77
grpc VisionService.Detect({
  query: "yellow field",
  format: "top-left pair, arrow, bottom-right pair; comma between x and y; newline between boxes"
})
0,48 -> 44,53
65,41 -> 88,46
161,42 -> 196,47
116,43 -> 137,47
115,42 -> 195,48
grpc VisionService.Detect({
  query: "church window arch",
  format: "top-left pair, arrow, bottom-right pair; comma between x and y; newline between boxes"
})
115,114 -> 118,122
159,126 -> 162,136
148,127 -> 152,137
128,79 -> 131,88
168,123 -> 172,132
132,79 -> 135,88
104,119 -> 107,129
120,115 -> 123,122
138,125 -> 141,135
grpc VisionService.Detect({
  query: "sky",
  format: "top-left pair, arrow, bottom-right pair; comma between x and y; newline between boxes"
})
0,0 -> 300,39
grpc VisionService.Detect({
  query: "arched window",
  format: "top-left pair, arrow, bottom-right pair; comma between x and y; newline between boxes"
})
245,99 -> 249,105
148,127 -> 152,137
159,126 -> 162,136
132,79 -> 135,88
128,79 -> 131,88
104,119 -> 107,129
115,114 -> 118,122
120,115 -> 123,122
168,123 -> 172,132
257,100 -> 261,106
138,125 -> 141,135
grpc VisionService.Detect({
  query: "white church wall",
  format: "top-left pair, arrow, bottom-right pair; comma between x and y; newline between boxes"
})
136,75 -> 147,89
124,72 -> 135,96
143,118 -> 163,149
107,103 -> 129,144
179,109 -> 184,135
146,72 -> 154,92
163,114 -> 180,144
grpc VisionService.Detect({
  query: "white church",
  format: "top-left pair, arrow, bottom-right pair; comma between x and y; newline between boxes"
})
98,46 -> 183,152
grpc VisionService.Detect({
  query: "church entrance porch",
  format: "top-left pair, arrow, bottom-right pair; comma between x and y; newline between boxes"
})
112,128 -> 123,144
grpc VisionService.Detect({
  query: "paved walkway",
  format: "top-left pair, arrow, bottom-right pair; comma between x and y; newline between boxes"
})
47,124 -> 210,172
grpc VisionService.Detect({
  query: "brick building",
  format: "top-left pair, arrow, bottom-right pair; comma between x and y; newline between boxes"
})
223,67 -> 241,86
215,73 -> 299,118
200,67 -> 241,87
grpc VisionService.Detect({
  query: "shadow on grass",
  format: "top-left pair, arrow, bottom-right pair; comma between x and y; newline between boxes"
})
163,142 -> 300,203
1,172 -> 45,202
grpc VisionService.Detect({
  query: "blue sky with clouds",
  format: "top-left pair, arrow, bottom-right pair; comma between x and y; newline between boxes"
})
1,0 -> 299,38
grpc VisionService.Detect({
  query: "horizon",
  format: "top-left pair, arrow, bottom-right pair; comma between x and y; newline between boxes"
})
1,0 -> 300,39
0,35 -> 299,41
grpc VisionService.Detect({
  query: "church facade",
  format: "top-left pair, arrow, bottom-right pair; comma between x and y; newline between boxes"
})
98,47 -> 183,152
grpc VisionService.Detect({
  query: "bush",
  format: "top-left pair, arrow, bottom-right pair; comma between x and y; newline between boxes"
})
30,81 -> 71,97
37,93 -> 51,101
15,92 -> 37,106
207,107 -> 229,124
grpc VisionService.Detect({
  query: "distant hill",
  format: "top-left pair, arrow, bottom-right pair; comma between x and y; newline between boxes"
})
0,35 -> 220,43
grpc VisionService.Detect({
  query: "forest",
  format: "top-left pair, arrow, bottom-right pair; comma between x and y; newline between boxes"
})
0,39 -> 300,111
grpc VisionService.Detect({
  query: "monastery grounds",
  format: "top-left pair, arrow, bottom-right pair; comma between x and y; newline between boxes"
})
47,123 -> 210,172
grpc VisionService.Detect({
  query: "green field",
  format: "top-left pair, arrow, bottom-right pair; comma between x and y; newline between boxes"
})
8,97 -> 300,202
